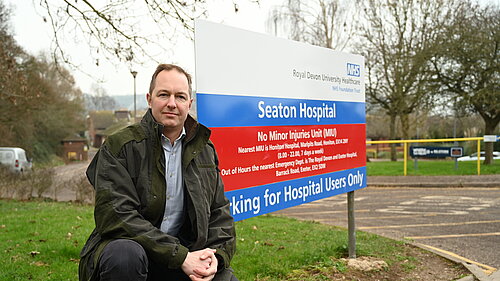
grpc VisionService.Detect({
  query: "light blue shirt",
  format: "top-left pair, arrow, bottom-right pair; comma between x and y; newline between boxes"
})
160,128 -> 186,236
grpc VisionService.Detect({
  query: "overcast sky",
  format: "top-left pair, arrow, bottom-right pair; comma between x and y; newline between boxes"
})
5,0 -> 498,99
5,0 -> 284,98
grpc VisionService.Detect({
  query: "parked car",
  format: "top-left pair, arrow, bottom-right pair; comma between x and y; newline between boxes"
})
0,147 -> 32,173
457,151 -> 500,161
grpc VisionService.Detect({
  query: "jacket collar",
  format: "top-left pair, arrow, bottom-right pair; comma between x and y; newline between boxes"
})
141,109 -> 211,145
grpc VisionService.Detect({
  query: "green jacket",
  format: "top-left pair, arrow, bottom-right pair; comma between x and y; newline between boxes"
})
79,110 -> 236,281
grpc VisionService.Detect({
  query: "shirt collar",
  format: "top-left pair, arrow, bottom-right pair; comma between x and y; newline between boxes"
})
162,127 -> 186,145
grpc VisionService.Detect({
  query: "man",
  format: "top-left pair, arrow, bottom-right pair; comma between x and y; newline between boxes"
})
79,64 -> 237,281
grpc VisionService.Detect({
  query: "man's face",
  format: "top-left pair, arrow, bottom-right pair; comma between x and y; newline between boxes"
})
147,69 -> 192,137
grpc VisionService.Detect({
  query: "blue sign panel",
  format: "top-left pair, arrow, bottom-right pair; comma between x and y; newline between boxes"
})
226,167 -> 366,221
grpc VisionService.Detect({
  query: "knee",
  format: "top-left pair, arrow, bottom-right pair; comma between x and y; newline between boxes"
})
99,239 -> 148,280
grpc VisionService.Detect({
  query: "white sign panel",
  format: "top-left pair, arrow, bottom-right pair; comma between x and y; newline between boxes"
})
484,135 -> 499,142
195,20 -> 366,221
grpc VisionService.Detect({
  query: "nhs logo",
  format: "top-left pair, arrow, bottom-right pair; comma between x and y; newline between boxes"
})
347,63 -> 360,77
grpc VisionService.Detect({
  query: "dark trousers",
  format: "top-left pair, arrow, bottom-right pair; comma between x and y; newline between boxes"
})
97,239 -> 237,281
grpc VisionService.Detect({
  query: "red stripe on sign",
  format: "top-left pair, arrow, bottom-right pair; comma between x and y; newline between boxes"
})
210,124 -> 366,191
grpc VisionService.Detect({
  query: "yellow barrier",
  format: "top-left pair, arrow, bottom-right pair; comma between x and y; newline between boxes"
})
366,137 -> 483,176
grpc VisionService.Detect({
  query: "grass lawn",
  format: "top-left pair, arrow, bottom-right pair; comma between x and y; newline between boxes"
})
0,200 -> 93,280
367,160 -> 500,176
233,215 -> 413,281
0,200 -> 426,281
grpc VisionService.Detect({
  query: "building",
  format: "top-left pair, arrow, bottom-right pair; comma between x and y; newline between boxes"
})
87,110 -> 134,148
61,136 -> 89,163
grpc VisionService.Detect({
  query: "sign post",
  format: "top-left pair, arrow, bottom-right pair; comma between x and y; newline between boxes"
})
347,191 -> 356,258
194,20 -> 366,255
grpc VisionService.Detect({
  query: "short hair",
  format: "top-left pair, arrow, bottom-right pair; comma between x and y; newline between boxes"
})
148,64 -> 192,97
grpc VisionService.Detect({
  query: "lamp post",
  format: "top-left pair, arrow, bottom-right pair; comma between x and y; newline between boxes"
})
131,70 -> 138,121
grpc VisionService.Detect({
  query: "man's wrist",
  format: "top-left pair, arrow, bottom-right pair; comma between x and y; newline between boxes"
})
169,244 -> 189,269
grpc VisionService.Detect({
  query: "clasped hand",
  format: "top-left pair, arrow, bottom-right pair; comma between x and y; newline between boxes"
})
181,248 -> 218,281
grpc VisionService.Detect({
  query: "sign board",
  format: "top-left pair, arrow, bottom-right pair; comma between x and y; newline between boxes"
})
194,20 -> 366,221
450,147 -> 463,157
410,146 -> 463,158
484,135 -> 499,142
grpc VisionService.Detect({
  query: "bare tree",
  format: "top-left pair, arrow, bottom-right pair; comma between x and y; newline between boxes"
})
267,0 -> 356,51
431,1 -> 499,164
358,0 -> 455,161
85,83 -> 117,111
36,0 -> 209,68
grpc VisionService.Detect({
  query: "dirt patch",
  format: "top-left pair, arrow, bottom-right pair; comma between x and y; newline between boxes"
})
287,244 -> 469,280
341,256 -> 388,272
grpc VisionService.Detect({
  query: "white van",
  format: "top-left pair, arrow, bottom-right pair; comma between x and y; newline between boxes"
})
0,147 -> 32,173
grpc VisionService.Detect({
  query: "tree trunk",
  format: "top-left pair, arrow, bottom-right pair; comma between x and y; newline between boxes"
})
483,119 -> 499,165
389,114 -> 397,161
484,142 -> 494,165
400,114 -> 410,140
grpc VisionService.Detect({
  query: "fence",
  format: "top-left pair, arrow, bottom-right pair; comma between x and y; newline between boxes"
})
366,137 -> 483,176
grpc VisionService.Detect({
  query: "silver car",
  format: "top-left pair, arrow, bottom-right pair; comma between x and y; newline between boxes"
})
0,147 -> 32,173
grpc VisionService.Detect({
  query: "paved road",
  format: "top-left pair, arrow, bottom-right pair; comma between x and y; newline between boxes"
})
274,187 -> 500,273
43,161 -> 90,202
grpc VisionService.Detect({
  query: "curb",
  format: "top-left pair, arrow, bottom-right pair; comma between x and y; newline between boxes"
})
367,175 -> 500,188
413,243 -> 498,281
